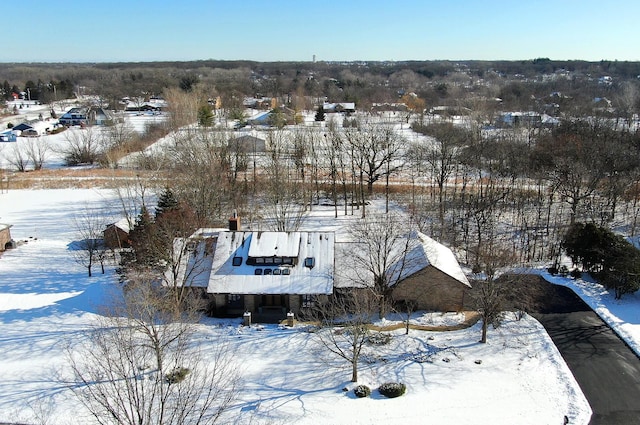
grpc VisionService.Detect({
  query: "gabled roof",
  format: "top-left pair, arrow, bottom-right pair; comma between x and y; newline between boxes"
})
396,232 -> 470,287
106,218 -> 130,233
335,231 -> 470,289
12,123 -> 34,131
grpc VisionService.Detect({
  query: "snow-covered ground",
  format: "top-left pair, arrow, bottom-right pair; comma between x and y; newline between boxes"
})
0,188 -> 595,424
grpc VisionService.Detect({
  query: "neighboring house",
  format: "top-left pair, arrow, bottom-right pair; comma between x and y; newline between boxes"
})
103,218 -> 131,249
497,111 -> 542,127
323,102 -> 356,113
0,224 -> 14,251
12,123 -> 35,135
243,96 -> 273,109
170,226 -> 335,319
124,102 -> 164,112
0,130 -> 17,142
59,107 -> 113,126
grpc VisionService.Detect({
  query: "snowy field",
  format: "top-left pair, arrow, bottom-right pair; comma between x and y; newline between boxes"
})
0,188 -> 593,424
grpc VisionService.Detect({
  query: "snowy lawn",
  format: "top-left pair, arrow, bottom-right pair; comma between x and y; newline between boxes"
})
0,189 -> 592,424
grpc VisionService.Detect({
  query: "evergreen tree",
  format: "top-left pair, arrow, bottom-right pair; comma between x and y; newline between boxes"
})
562,222 -> 640,298
128,206 -> 157,267
155,187 -> 179,219
197,105 -> 214,127
314,105 -> 325,122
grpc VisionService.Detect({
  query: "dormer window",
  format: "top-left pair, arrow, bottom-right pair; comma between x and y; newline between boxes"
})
232,256 -> 242,266
304,257 -> 315,269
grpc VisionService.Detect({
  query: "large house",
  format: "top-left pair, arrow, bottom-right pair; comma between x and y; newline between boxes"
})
168,219 -> 471,321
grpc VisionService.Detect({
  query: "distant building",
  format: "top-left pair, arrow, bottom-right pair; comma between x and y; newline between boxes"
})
323,102 -> 356,114
59,106 -> 113,126
0,130 -> 17,142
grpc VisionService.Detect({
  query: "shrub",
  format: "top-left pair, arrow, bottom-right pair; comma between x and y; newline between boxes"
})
570,268 -> 582,279
547,266 -> 558,275
367,332 -> 391,345
353,384 -> 371,398
378,382 -> 406,398
165,367 -> 190,384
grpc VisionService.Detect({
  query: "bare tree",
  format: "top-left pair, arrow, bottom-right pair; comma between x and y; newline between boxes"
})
472,241 -> 515,343
312,290 -> 375,382
413,122 -> 467,229
4,142 -> 29,171
344,122 -> 404,217
102,120 -> 136,168
344,211 -> 416,318
168,128 -> 235,224
23,136 -> 50,170
67,277 -> 240,425
60,127 -> 104,165
262,130 -> 307,231
71,206 -> 109,277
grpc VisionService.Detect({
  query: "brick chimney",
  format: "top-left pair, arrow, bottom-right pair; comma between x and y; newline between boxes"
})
229,210 -> 240,231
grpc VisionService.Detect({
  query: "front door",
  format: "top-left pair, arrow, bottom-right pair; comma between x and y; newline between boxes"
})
262,294 -> 284,308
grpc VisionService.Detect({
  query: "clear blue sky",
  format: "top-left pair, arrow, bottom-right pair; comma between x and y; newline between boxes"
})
7,0 -> 639,63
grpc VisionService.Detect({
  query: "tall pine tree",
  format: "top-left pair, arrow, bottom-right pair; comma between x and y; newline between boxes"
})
155,187 -> 179,220
128,205 -> 157,267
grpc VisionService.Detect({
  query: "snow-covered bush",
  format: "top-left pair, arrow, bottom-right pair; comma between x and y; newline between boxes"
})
378,382 -> 406,398
353,384 -> 371,398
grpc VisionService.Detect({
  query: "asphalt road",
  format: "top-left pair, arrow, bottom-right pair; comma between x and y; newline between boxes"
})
534,288 -> 640,425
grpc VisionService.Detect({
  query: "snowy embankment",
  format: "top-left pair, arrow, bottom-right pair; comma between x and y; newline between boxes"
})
0,189 -> 591,424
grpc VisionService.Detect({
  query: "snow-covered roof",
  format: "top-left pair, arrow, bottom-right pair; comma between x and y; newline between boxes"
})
109,218 -> 130,233
335,231 -> 470,289
401,232 -> 470,287
247,232 -> 302,257
208,230 -> 334,295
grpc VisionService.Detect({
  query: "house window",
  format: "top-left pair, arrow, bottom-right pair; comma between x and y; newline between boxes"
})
254,268 -> 263,275
301,294 -> 316,308
282,268 -> 291,276
255,257 -> 264,264
273,268 -> 281,275
232,256 -> 243,266
304,257 -> 315,269
227,294 -> 244,309
264,268 -> 272,275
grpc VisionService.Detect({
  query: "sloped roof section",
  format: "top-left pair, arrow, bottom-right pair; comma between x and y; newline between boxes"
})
248,231 -> 301,257
411,232 -> 470,287
209,231 -> 334,295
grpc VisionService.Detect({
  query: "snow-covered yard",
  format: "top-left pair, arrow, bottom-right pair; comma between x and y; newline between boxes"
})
0,188 -> 595,424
